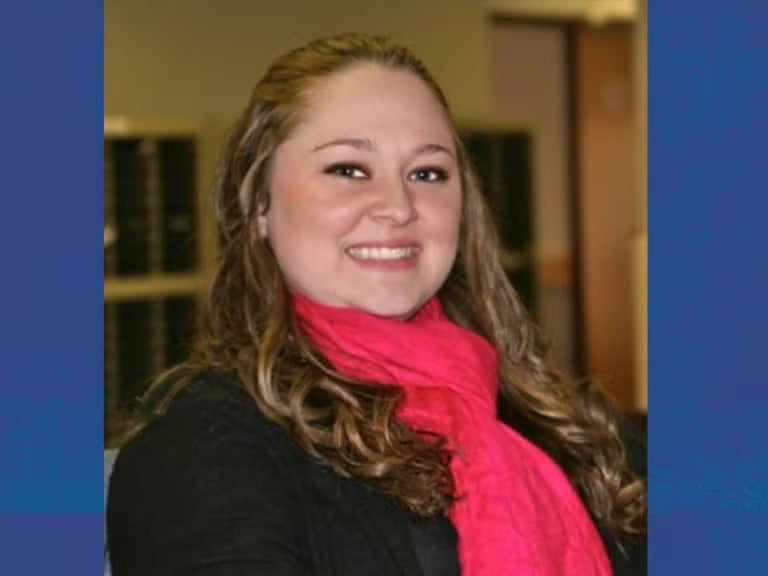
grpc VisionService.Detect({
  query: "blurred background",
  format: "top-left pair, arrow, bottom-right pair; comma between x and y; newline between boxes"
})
104,0 -> 648,438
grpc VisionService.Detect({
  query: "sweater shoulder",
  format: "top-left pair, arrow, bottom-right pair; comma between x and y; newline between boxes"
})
116,371 -> 300,471
107,372 -> 307,574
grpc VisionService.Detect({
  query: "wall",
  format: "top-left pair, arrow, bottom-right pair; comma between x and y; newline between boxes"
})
489,23 -> 576,374
487,0 -> 636,22
105,0 -> 490,124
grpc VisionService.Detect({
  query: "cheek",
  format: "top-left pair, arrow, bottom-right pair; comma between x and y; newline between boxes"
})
265,183 -> 364,257
266,167 -> 320,237
426,189 -> 463,240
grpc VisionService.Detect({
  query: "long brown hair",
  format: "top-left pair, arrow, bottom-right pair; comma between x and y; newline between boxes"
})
131,33 -> 645,541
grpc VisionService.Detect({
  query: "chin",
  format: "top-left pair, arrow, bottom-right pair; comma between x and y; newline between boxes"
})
355,294 -> 428,321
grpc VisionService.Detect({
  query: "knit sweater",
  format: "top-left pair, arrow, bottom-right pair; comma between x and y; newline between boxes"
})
107,374 -> 646,575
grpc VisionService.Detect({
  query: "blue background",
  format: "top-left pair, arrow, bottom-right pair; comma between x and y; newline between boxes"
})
649,0 -> 768,573
0,0 -> 104,571
1,0 -> 767,572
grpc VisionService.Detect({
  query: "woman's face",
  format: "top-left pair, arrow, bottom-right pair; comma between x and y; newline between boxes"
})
260,63 -> 462,319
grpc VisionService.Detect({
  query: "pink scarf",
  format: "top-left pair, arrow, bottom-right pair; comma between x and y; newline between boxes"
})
292,294 -> 612,575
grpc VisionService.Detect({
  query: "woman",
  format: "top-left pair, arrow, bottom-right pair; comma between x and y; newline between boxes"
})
107,34 -> 646,575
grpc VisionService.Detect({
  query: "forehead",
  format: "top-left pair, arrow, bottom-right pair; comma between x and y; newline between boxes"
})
290,63 -> 454,144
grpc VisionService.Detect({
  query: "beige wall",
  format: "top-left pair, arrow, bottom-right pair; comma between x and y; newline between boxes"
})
105,0 -> 490,124
488,0 -> 636,22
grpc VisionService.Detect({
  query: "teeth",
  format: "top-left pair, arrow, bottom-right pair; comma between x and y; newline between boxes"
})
347,246 -> 415,260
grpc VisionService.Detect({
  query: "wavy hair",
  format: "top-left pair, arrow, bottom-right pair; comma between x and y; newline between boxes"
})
130,33 -> 645,542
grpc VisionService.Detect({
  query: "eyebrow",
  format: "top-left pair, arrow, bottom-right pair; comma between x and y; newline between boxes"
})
312,138 -> 376,152
414,142 -> 455,159
311,138 -> 455,159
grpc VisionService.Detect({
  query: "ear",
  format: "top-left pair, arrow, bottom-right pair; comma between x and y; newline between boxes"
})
255,204 -> 269,239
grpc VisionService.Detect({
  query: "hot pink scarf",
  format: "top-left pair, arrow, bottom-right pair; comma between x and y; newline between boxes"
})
293,294 -> 611,575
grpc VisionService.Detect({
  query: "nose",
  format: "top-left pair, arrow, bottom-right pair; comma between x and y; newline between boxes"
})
368,176 -> 417,226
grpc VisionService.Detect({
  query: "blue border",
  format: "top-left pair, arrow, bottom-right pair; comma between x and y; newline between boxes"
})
2,0 -> 767,572
1,515 -> 104,573
650,0 -> 768,572
0,0 -> 103,570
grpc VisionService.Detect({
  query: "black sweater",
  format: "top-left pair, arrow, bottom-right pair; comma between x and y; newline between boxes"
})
107,375 -> 645,575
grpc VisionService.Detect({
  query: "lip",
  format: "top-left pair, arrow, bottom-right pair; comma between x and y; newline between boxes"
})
345,240 -> 421,269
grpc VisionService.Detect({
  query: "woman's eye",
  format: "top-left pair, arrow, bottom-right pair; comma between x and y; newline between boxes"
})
325,164 -> 368,179
408,167 -> 448,182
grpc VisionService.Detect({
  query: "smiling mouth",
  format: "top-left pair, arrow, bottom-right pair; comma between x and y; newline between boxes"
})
346,246 -> 418,261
